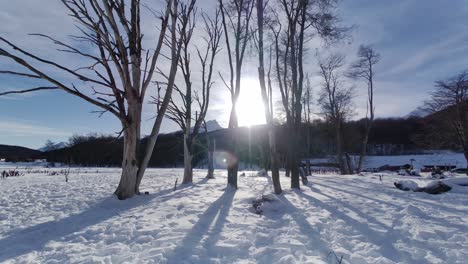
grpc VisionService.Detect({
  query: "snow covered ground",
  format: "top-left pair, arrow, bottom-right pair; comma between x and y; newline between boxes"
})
0,167 -> 467,263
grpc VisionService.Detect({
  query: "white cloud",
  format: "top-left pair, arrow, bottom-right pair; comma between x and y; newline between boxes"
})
0,120 -> 70,137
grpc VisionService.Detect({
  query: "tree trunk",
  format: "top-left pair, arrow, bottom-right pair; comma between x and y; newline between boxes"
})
336,123 -> 347,175
268,129 -> 282,194
357,122 -> 372,173
345,153 -> 353,174
182,134 -> 193,184
115,122 -> 139,200
357,134 -> 368,173
227,135 -> 238,189
206,138 -> 215,179
227,161 -> 239,189
227,116 -> 239,189
289,124 -> 300,189
464,150 -> 468,175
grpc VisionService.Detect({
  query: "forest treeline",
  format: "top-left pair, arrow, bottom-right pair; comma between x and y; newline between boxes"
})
39,115 -> 460,168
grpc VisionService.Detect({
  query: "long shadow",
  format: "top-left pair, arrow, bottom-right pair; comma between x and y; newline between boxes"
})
306,185 -> 390,231
311,181 -> 465,228
275,194 -> 333,260
312,181 -> 404,210
0,181 -> 200,262
317,179 -> 468,215
297,191 -> 413,263
164,188 -> 236,263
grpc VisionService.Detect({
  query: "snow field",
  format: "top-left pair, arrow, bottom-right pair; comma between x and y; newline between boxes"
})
0,168 -> 467,263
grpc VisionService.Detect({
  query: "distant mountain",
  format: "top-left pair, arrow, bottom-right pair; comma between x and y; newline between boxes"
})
202,120 -> 223,132
0,144 -> 43,161
405,107 -> 430,118
176,120 -> 223,134
38,142 -> 67,152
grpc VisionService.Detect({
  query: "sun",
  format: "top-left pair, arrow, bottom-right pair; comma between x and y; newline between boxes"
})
235,77 -> 266,127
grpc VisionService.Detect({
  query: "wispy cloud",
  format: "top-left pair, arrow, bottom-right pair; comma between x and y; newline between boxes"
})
0,120 -> 70,137
383,31 -> 468,77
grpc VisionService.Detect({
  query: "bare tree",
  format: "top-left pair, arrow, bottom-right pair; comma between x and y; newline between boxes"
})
255,0 -> 281,194
218,0 -> 255,189
0,0 -> 195,199
164,10 -> 223,184
347,44 -> 380,172
425,71 -> 468,174
270,0 -> 346,188
318,54 -> 354,174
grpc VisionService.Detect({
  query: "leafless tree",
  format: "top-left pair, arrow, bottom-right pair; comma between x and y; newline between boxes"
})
218,0 -> 255,189
0,0 -> 195,200
270,0 -> 347,188
425,71 -> 468,174
318,54 -> 354,174
254,0 -> 281,194
347,44 -> 380,172
163,9 -> 223,184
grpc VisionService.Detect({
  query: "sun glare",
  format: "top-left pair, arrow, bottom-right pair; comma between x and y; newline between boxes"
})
236,78 -> 266,127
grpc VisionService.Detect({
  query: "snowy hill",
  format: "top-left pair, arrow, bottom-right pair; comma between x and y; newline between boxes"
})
38,142 -> 67,152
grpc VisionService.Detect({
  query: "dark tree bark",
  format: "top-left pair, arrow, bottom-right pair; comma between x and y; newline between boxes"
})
205,124 -> 215,179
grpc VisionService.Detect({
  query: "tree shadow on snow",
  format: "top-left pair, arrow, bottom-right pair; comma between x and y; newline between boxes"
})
165,188 -> 236,263
297,190 -> 413,263
305,184 -> 390,230
274,194 -> 333,260
0,179 -> 205,262
311,181 -> 403,210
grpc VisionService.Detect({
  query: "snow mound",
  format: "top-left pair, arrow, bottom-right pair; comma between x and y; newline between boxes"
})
395,180 -> 419,190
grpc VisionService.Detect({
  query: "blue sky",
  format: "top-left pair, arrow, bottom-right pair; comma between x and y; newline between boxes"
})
1,0 -> 468,149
